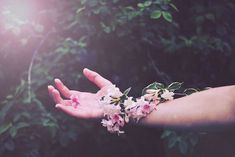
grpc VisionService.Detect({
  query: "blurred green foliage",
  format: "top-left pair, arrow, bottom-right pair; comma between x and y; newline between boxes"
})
0,0 -> 235,157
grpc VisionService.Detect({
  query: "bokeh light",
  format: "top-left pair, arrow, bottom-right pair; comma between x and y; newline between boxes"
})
1,0 -> 36,34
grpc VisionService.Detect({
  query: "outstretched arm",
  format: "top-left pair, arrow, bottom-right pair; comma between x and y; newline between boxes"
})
141,85 -> 235,129
48,68 -> 235,129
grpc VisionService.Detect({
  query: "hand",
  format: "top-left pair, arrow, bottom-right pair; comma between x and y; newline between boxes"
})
48,68 -> 113,118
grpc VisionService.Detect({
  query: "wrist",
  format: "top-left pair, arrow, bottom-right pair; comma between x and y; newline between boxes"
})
99,82 -> 186,135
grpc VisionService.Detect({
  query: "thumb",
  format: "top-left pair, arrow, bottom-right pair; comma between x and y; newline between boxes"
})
83,68 -> 112,88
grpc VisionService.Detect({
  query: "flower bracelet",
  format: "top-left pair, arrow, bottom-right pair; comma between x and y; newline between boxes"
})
99,82 -> 187,135
67,81 -> 196,135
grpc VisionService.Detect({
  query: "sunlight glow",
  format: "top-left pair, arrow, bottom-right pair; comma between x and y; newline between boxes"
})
1,1 -> 35,34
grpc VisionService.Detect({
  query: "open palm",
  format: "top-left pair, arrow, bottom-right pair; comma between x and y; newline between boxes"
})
48,68 -> 113,118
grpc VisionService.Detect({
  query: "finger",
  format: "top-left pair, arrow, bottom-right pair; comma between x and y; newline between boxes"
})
54,78 -> 71,98
83,68 -> 112,89
48,85 -> 54,97
51,89 -> 63,104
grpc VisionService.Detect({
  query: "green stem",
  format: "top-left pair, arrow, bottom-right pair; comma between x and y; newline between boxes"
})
27,30 -> 54,102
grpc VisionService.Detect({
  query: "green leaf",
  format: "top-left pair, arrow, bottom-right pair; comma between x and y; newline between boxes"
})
170,3 -> 179,12
142,82 -> 156,94
144,1 -> 152,7
161,130 -> 172,139
9,122 -> 30,138
168,82 -> 183,91
155,82 -> 165,89
162,11 -> 173,22
142,82 -> 164,95
168,136 -> 178,148
76,7 -> 85,14
151,10 -> 162,19
137,3 -> 144,8
178,140 -> 188,154
15,122 -> 30,129
9,127 -> 17,138
189,134 -> 199,146
13,112 -> 31,122
0,123 -> 12,135
123,87 -> 131,96
6,95 -> 13,100
184,88 -> 199,95
87,0 -> 98,7
78,36 -> 87,48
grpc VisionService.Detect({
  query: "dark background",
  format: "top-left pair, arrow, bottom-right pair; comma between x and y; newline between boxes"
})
0,0 -> 235,157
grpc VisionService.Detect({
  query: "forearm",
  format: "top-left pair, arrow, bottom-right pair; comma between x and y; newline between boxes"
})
140,85 -> 235,129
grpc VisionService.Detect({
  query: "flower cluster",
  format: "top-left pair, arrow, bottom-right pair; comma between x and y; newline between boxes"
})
99,82 -> 182,135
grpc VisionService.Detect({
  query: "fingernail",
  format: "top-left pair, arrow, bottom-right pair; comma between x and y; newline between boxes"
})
55,104 -> 60,108
84,68 -> 92,72
54,78 -> 60,82
48,85 -> 53,89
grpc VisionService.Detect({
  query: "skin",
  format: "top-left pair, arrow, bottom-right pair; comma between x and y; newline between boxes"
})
48,68 -> 112,118
48,68 -> 235,129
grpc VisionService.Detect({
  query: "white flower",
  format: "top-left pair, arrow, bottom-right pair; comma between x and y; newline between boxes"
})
102,104 -> 121,116
123,97 -> 137,119
146,89 -> 160,94
103,85 -> 123,98
161,90 -> 174,100
101,119 -> 113,128
99,85 -> 123,107
101,119 -> 119,133
144,89 -> 160,103
129,97 -> 148,121
136,96 -> 147,105
123,97 -> 135,107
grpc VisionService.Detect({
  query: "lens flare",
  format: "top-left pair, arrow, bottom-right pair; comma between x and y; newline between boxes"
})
2,1 -> 33,20
1,0 -> 35,34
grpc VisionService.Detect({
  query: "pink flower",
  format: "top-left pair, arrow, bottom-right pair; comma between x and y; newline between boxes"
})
102,104 -> 121,116
101,117 -> 124,134
70,95 -> 80,108
141,103 -> 156,114
110,114 -> 125,127
128,97 -> 156,121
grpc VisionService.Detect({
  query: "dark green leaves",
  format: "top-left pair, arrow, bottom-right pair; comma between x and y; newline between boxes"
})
123,87 -> 131,96
150,10 -> 173,22
162,11 -> 173,22
142,82 -> 165,95
162,130 -> 199,155
143,82 -> 182,94
0,123 -> 12,136
137,1 -> 152,8
184,88 -> 199,95
168,82 -> 183,92
151,10 -> 162,19
178,140 -> 188,154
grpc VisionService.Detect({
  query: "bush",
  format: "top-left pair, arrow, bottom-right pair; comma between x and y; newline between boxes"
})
0,0 -> 235,156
